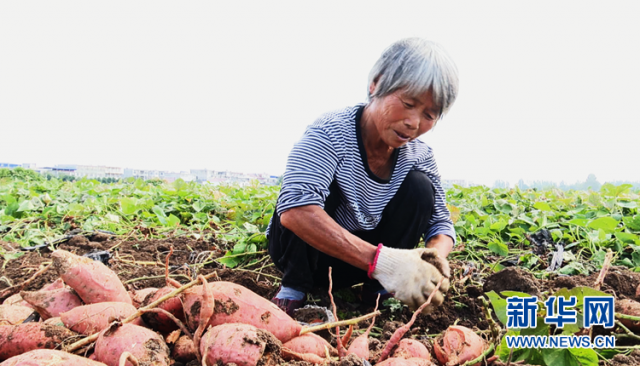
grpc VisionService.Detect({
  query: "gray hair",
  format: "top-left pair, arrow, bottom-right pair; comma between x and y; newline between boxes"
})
367,38 -> 459,117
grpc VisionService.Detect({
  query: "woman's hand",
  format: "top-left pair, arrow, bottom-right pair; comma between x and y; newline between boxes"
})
371,246 -> 450,313
425,234 -> 453,278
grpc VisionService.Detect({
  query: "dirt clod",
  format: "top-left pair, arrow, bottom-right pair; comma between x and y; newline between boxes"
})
483,267 -> 541,297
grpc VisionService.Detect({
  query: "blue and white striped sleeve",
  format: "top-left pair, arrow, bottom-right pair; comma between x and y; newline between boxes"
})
276,126 -> 340,216
413,149 -> 457,245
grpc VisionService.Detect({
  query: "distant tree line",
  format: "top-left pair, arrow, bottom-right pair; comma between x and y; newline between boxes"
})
0,167 -> 43,181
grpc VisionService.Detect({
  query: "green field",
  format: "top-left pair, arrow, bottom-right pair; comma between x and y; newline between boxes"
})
2,169 -> 640,366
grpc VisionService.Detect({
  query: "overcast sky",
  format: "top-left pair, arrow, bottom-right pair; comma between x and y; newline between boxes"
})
1,1 -> 639,186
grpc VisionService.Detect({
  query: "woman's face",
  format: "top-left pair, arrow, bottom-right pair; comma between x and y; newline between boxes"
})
369,87 -> 440,149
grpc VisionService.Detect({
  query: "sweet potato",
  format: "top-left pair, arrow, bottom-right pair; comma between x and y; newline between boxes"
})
51,250 -> 131,305
0,323 -> 78,361
93,323 -> 170,366
1,294 -> 30,308
20,288 -> 83,319
616,299 -> 640,331
281,348 -> 327,364
0,305 -> 35,325
129,288 -> 157,308
379,279 -> 443,363
199,323 -> 282,366
182,281 -> 301,343
140,287 -> 185,333
61,302 -> 141,335
171,335 -> 197,363
376,357 -> 433,366
347,301 -> 379,360
0,349 -> 108,366
41,278 -> 65,291
392,339 -> 430,360
434,325 -> 486,366
282,333 -> 337,358
43,316 -> 65,327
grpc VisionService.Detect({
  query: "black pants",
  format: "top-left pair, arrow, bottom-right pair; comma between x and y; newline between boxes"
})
268,170 -> 436,293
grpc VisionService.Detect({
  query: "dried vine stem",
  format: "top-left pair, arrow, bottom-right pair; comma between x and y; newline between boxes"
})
64,271 -> 219,353
327,267 -> 346,358
0,263 -> 51,301
300,311 -> 381,335
594,250 -> 614,291
378,277 -> 444,362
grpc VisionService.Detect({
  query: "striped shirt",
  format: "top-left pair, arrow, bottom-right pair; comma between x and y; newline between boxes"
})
273,104 -> 456,244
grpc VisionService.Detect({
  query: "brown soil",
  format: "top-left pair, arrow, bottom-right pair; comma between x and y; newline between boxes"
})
483,267 -> 542,297
3,234 -> 640,365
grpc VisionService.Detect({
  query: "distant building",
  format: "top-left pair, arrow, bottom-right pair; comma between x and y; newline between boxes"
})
49,164 -> 123,179
0,163 -> 35,169
190,169 -> 216,183
4,161 -> 279,186
123,169 -> 162,180
0,163 -> 21,169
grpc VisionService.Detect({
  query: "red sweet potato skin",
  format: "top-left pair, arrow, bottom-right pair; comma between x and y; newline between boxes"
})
130,287 -> 157,308
200,323 -> 281,366
376,357 -> 433,366
0,323 -> 78,361
20,288 -> 83,320
43,317 -> 64,327
93,323 -> 170,366
347,334 -> 370,359
617,299 -> 640,331
61,302 -> 141,335
434,325 -> 485,366
51,250 -> 131,305
1,295 -> 30,309
183,281 -> 301,343
171,335 -> 197,363
283,333 -> 337,358
0,349 -> 108,366
392,339 -> 430,360
0,305 -> 34,326
41,278 -> 65,291
141,287 -> 185,333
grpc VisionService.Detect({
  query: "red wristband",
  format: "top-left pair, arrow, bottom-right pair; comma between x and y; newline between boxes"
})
367,243 -> 384,279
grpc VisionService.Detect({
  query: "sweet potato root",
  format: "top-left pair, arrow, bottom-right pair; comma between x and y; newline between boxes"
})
41,278 -> 65,291
1,294 -> 30,308
281,348 -> 327,364
376,357 -> 433,366
93,323 -> 170,366
379,278 -> 443,363
0,349 -> 108,366
392,339 -> 430,360
0,323 -> 78,361
434,325 -> 486,366
171,335 -> 197,363
283,333 -> 337,358
61,302 -> 141,336
0,305 -> 35,326
140,287 -> 185,333
20,288 -> 83,319
199,323 -> 282,366
51,250 -> 131,305
43,316 -> 64,327
347,294 -> 380,360
182,281 -> 301,343
129,288 -> 157,309
616,299 -> 640,331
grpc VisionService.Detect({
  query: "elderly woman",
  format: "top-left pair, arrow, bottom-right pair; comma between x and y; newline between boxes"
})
268,38 -> 458,316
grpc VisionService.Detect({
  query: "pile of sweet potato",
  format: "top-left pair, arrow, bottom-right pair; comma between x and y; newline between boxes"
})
0,249 -> 489,366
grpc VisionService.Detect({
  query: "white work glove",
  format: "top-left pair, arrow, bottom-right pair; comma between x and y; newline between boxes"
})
369,244 -> 450,313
